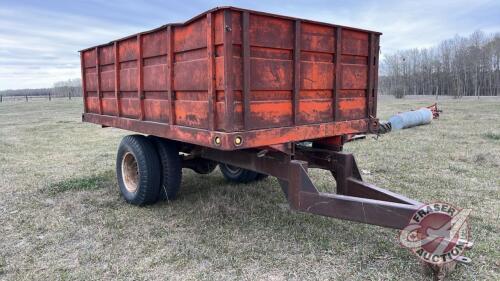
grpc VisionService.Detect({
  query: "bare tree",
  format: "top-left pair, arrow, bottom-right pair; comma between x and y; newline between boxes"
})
379,30 -> 500,98
53,78 -> 82,98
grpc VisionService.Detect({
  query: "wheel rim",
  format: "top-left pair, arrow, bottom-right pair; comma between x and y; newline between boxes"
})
122,152 -> 139,193
224,164 -> 241,175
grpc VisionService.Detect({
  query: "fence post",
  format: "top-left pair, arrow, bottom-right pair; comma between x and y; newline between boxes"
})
0,95 -> 2,103
69,92 -> 71,100
25,95 -> 28,102
49,93 -> 51,101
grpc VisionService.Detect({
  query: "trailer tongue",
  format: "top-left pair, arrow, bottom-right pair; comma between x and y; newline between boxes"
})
201,143 -> 421,229
198,138 -> 471,279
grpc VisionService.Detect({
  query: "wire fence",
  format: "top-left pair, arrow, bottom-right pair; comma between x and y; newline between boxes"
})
0,93 -> 81,103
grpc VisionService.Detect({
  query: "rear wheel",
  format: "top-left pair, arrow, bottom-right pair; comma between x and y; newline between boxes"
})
116,135 -> 161,205
147,136 -> 182,201
219,163 -> 267,183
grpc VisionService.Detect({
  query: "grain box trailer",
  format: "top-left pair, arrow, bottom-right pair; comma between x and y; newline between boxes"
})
80,8 -> 470,276
80,6 -> 420,227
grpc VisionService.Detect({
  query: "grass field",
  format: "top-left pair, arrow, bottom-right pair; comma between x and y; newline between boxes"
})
0,97 -> 499,280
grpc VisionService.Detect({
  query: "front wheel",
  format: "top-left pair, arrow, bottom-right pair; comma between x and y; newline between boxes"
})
219,164 -> 268,183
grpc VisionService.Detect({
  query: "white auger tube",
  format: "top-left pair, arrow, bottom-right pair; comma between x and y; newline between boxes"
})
388,108 -> 433,130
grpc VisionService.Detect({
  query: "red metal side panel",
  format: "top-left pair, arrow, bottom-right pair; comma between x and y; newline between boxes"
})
99,45 -> 117,116
338,29 -> 369,120
229,12 -> 295,130
142,31 -> 169,123
82,14 -> 224,128
213,11 -> 226,131
172,16 -> 208,129
117,38 -> 140,119
299,22 -> 335,125
172,16 -> 215,129
227,11 -> 373,130
83,49 -> 98,113
81,7 -> 380,150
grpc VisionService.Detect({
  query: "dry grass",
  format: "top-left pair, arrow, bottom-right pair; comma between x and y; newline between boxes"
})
0,97 -> 499,280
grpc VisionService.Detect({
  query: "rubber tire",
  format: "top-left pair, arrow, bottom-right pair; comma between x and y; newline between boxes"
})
116,135 -> 161,205
147,136 -> 182,200
219,164 -> 267,183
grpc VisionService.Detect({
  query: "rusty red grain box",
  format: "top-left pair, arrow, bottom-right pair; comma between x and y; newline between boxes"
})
80,7 -> 381,150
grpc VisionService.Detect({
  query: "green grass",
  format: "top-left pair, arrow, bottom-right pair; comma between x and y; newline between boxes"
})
0,97 -> 499,280
47,171 -> 115,195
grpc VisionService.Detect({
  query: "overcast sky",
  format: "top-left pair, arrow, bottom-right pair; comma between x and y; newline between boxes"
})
1,0 -> 499,90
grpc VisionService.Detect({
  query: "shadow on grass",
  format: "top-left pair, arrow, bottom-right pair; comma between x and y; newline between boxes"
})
47,170 -> 115,195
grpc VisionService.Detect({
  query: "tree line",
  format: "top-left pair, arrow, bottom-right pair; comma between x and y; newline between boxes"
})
379,30 -> 500,98
0,78 -> 82,98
